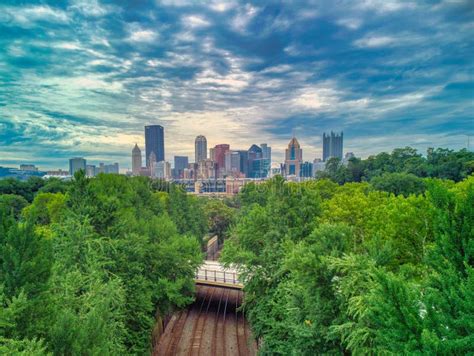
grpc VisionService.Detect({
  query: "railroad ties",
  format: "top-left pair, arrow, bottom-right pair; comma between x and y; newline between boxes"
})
154,285 -> 257,356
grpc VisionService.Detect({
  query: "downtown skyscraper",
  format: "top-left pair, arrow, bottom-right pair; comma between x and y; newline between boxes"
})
323,131 -> 343,161
285,137 -> 303,176
195,135 -> 207,163
69,157 -> 86,175
132,144 -> 142,175
173,156 -> 189,179
213,144 -> 230,177
145,125 -> 165,168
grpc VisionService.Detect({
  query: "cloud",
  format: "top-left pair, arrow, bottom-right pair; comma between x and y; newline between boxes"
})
129,29 -> 158,42
195,69 -> 251,92
354,35 -> 397,48
69,0 -> 115,17
0,0 -> 472,169
126,23 -> 159,42
260,64 -> 293,74
359,0 -> 417,13
292,86 -> 340,111
336,18 -> 362,30
231,4 -> 259,34
0,5 -> 69,27
183,15 -> 211,28
209,1 -> 237,12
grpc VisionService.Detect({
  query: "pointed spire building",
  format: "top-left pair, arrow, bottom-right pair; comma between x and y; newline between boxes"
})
285,136 -> 303,177
132,144 -> 142,176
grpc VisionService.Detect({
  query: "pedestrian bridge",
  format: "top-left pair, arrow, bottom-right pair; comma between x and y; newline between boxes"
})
195,260 -> 243,290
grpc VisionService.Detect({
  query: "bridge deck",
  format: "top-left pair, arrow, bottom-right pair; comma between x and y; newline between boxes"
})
195,260 -> 243,289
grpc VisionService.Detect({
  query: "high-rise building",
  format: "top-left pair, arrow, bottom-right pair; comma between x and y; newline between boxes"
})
261,143 -> 271,159
323,131 -> 343,161
155,161 -> 171,179
209,147 -> 216,161
86,162 -> 119,177
132,144 -> 142,175
86,165 -> 96,177
105,163 -> 119,174
248,144 -> 262,166
313,158 -> 325,176
260,143 -> 272,178
195,135 -> 207,163
198,159 -> 217,179
69,157 -> 86,176
285,137 -> 303,176
185,163 -> 198,180
145,125 -> 165,167
225,150 -> 241,176
300,161 -> 313,178
173,156 -> 189,179
237,150 -> 249,177
248,144 -> 267,178
248,144 -> 263,159
213,144 -> 230,176
149,151 -> 157,167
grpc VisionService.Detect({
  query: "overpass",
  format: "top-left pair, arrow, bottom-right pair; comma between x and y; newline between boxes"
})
195,260 -> 243,290
154,261 -> 255,355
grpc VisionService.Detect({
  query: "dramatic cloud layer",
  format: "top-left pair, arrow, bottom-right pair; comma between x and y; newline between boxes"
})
0,0 -> 473,170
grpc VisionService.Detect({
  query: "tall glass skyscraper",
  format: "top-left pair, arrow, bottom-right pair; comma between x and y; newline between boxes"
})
145,125 -> 165,167
195,135 -> 207,163
323,131 -> 343,161
260,143 -> 271,178
69,157 -> 86,175
213,144 -> 230,177
173,156 -> 189,179
247,144 -> 263,178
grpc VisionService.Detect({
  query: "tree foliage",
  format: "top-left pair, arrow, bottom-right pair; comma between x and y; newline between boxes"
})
318,147 -> 474,187
222,174 -> 474,354
0,173 -> 205,354
202,198 -> 236,242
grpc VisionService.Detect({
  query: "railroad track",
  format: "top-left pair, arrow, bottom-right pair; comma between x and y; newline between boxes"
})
154,286 -> 256,355
158,307 -> 191,355
211,287 -> 227,356
188,286 -> 215,355
236,290 -> 247,355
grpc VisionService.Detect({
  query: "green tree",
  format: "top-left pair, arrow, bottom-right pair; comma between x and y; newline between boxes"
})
203,199 -> 235,242
0,195 -> 28,220
22,192 -> 66,225
370,172 -> 426,196
0,177 -> 45,202
0,219 -> 52,341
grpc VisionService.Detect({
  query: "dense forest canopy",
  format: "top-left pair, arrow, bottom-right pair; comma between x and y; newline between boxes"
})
0,146 -> 473,355
318,147 -> 474,186
222,173 -> 474,354
0,172 -> 207,354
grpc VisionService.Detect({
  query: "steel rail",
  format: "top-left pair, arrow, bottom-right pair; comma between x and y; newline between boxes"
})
210,286 -> 226,356
188,286 -> 215,356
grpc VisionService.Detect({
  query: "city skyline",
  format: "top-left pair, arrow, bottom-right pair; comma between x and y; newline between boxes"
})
0,1 -> 473,170
2,127 -> 472,172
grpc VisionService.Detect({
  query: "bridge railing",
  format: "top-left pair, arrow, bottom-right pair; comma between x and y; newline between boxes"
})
195,268 -> 241,286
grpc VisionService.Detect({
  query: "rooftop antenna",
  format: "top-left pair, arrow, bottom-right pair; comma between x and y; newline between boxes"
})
292,128 -> 296,138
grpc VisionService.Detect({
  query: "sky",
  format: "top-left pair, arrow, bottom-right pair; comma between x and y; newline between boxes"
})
0,0 -> 473,170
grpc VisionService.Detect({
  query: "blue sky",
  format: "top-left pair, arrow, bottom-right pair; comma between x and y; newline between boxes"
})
0,0 -> 473,170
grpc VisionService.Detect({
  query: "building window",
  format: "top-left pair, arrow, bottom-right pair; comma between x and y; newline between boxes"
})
289,164 -> 296,175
